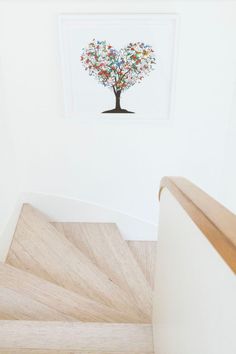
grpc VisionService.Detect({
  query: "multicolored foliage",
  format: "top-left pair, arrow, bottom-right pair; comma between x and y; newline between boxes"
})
80,39 -> 156,92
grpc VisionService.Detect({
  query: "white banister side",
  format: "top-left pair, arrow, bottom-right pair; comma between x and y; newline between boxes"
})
153,188 -> 236,354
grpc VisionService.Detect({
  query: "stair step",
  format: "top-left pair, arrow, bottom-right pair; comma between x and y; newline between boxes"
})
0,321 -> 153,353
52,222 -> 152,318
0,263 -> 138,323
6,204 -> 147,322
53,223 -> 156,289
0,287 -> 73,321
128,241 -> 156,289
0,351 -> 154,354
1,351 -> 154,354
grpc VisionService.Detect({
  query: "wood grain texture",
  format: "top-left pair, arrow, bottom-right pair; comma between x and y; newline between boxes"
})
6,205 -> 148,323
1,351 -> 154,354
52,222 -> 152,318
53,223 -> 156,290
159,177 -> 236,273
127,241 -> 156,289
0,321 -> 153,352
0,263 -> 136,323
0,287 -> 73,321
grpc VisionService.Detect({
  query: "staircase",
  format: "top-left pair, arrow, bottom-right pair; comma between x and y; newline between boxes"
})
0,203 -> 156,353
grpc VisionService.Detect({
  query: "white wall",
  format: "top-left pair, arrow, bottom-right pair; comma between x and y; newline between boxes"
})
0,1 -> 236,231
0,116 -> 18,234
153,188 -> 236,354
0,25 -> 19,237
219,81 -> 236,213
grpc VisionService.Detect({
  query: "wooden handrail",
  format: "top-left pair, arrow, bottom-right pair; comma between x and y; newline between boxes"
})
159,177 -> 236,274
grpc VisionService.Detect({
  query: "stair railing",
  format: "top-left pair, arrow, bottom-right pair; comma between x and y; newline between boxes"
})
153,177 -> 236,354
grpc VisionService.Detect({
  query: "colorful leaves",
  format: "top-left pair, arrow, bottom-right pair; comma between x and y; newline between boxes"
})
80,39 -> 156,92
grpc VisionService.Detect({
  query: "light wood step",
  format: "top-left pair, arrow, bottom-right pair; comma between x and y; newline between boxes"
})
128,241 -> 156,289
1,351 -> 153,354
0,287 -> 74,321
1,351 -> 154,354
0,321 -> 153,353
52,222 -> 152,318
6,204 -> 147,322
0,263 -> 138,322
53,223 -> 156,289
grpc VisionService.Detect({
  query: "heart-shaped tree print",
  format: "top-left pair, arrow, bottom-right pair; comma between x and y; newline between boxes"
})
81,39 -> 156,114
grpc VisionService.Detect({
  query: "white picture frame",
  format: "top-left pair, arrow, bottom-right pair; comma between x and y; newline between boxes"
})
59,14 -> 178,121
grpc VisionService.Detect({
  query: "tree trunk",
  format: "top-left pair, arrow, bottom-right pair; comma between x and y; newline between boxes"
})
102,88 -> 134,114
115,90 -> 121,111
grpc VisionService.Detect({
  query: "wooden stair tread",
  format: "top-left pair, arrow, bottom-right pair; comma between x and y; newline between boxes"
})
0,287 -> 73,321
6,205 -> 147,323
52,222 -> 152,318
0,321 -> 153,352
0,263 -> 138,323
127,241 -> 156,289
53,223 -> 156,289
1,351 -> 154,354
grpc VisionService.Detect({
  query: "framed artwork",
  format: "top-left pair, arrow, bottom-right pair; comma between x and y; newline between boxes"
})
59,14 -> 177,120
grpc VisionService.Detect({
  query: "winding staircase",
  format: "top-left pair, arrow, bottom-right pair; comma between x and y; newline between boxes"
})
0,177 -> 235,353
0,203 -> 156,353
